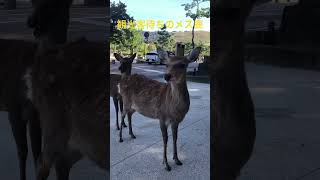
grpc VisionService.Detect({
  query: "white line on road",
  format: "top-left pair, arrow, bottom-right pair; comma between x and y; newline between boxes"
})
133,67 -> 164,74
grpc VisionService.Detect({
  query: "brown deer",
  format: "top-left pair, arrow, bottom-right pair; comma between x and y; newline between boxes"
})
119,47 -> 201,171
110,53 -> 136,130
0,39 -> 42,180
27,40 -> 108,179
212,1 -> 256,179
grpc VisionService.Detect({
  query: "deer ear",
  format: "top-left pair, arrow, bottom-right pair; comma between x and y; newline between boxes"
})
186,47 -> 201,63
130,53 -> 136,62
157,48 -> 169,61
114,53 -> 123,62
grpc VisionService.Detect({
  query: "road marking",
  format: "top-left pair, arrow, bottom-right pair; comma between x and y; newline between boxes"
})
71,18 -> 106,26
133,67 -> 164,74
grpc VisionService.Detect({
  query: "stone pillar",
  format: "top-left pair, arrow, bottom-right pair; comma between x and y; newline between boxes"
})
175,42 -> 185,56
4,0 -> 16,9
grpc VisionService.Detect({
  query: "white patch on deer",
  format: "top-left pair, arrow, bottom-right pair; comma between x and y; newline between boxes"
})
23,68 -> 33,101
117,83 -> 121,94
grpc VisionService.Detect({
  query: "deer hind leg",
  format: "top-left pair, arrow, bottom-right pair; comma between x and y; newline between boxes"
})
127,110 -> 136,139
36,150 -> 55,180
54,150 -> 82,180
8,108 -> 28,180
119,108 -> 127,143
112,96 -> 120,130
160,120 -> 171,171
118,95 -> 127,128
24,101 -> 42,167
171,122 -> 182,165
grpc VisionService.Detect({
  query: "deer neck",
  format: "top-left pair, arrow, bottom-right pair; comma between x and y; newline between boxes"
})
168,81 -> 189,104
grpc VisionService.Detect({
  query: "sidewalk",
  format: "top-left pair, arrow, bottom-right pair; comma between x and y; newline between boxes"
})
239,63 -> 320,180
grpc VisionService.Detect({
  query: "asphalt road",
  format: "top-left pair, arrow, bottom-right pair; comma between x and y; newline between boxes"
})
0,5 -> 106,42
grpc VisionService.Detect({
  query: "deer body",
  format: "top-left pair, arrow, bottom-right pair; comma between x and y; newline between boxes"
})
29,40 -> 108,179
120,75 -> 189,120
119,48 -> 200,171
0,39 -> 41,180
110,53 -> 135,130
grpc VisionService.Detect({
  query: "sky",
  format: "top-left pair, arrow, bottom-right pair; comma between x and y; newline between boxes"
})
111,0 -> 210,32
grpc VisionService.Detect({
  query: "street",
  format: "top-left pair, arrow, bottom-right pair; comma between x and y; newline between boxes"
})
110,62 -> 211,180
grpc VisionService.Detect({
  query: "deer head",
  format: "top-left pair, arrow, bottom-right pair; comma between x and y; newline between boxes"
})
114,53 -> 136,77
159,47 -> 201,83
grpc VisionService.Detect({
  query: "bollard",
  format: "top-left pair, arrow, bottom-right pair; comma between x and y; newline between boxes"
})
175,42 -> 185,56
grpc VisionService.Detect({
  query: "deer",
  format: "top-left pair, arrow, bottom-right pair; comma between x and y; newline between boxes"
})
0,39 -> 42,180
118,47 -> 201,171
110,53 -> 136,130
27,39 -> 108,179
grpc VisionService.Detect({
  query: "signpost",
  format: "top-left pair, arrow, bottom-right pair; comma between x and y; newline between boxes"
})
144,32 -> 149,59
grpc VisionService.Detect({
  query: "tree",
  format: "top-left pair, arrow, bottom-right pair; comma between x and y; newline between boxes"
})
121,29 -> 144,55
181,0 -> 210,48
110,1 -> 133,47
156,25 -> 176,52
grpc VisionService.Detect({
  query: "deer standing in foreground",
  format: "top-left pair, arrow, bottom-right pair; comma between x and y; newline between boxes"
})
110,53 -> 136,130
119,47 -> 201,171
28,40 -> 108,179
0,39 -> 42,180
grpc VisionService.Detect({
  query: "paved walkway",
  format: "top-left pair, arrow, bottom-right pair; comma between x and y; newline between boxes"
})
239,63 -> 320,180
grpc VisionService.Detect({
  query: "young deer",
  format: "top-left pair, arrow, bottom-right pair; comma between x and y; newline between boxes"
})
110,53 -> 136,130
119,47 -> 201,171
0,39 -> 41,180
29,40 -> 108,179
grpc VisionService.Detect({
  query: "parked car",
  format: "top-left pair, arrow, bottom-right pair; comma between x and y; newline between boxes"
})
145,52 -> 160,64
187,61 -> 199,76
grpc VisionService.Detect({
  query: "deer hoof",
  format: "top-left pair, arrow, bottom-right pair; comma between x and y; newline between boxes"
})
119,138 -> 123,143
130,134 -> 136,139
175,159 -> 183,166
165,165 -> 171,171
122,123 -> 127,128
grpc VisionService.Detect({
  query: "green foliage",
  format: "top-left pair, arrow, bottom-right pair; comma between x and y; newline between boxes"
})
181,0 -> 210,48
184,41 -> 210,62
111,29 -> 144,55
156,25 -> 176,52
110,1 -> 134,48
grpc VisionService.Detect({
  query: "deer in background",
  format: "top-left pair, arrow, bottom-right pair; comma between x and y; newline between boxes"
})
110,53 -> 136,130
119,47 -> 201,171
28,40 -> 108,179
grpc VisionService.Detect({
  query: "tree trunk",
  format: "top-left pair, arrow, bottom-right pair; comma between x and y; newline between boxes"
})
212,1 -> 256,179
192,18 -> 196,49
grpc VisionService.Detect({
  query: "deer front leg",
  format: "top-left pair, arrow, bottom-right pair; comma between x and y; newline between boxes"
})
8,108 -> 28,180
127,111 -> 136,139
36,151 -> 54,180
112,97 -> 120,130
119,110 -> 126,142
118,96 -> 127,128
171,122 -> 182,165
160,120 -> 171,171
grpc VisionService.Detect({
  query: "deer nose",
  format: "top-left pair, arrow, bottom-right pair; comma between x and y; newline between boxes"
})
164,74 -> 171,81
